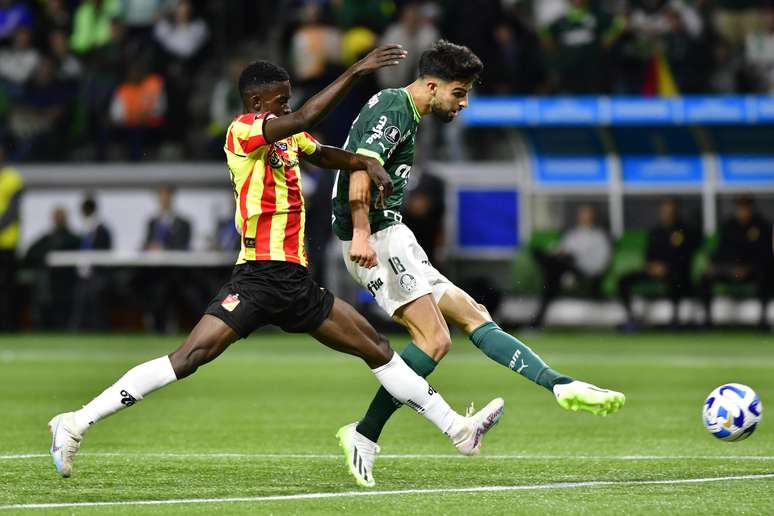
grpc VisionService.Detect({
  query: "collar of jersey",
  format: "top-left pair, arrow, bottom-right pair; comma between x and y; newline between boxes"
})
402,88 -> 421,123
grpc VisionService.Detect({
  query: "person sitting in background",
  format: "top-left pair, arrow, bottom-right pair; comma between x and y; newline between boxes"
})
25,207 -> 80,330
143,185 -> 190,251
206,57 -> 245,155
531,204 -> 611,328
618,198 -> 700,331
142,185 -> 193,333
700,196 -> 773,330
0,27 -> 39,88
109,60 -> 166,160
9,56 -> 71,160
70,195 -> 113,330
153,0 -> 208,61
49,29 -> 82,83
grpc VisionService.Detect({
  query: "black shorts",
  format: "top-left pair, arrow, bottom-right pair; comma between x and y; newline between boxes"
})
204,261 -> 335,338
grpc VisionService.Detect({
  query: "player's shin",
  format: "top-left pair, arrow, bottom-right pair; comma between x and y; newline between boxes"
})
71,356 -> 178,434
469,322 -> 573,391
357,342 -> 437,442
370,353 -> 464,438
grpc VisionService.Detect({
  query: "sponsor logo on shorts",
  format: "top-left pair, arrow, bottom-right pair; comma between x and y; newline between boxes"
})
399,273 -> 417,293
367,278 -> 384,297
221,293 -> 241,312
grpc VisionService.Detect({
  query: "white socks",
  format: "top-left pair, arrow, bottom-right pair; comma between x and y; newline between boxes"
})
72,356 -> 178,435
371,353 -> 465,437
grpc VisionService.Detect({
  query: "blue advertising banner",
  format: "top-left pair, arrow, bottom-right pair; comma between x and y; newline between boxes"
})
457,190 -> 519,248
462,96 -> 774,126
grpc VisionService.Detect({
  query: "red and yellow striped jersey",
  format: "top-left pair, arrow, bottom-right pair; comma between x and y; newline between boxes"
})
224,112 -> 319,266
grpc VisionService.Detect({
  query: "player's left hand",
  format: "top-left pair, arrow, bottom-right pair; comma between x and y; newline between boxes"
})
350,233 -> 378,268
350,44 -> 408,77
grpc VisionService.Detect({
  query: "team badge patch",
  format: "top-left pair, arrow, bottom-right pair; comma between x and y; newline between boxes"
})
221,293 -> 241,312
399,273 -> 417,293
385,126 -> 401,145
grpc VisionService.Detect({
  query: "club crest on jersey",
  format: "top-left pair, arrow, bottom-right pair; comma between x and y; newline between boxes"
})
221,293 -> 241,312
384,126 -> 401,145
399,273 -> 417,293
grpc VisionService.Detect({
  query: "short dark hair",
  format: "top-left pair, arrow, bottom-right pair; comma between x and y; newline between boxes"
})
418,39 -> 483,83
736,194 -> 755,208
238,60 -> 290,96
81,197 -> 97,215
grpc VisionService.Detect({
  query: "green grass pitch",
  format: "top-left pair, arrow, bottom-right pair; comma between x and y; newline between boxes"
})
1,331 -> 773,514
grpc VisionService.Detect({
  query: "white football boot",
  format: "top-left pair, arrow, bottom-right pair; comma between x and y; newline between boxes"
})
452,397 -> 505,456
336,422 -> 380,488
553,380 -> 626,416
48,412 -> 83,477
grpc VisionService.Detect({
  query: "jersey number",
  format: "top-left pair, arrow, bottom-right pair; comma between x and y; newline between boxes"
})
395,164 -> 411,179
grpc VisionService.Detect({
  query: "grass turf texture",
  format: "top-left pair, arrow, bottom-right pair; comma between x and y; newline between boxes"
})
1,331 -> 773,514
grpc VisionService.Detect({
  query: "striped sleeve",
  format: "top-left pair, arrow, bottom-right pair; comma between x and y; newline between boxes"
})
226,112 -> 275,155
295,131 -> 319,156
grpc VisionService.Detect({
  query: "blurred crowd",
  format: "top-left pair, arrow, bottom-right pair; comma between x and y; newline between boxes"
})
1,0 -> 773,162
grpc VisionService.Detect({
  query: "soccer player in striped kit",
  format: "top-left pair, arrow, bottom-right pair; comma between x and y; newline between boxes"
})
48,45 -> 504,480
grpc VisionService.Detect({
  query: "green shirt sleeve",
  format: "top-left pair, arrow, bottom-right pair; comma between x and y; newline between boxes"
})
351,94 -> 413,166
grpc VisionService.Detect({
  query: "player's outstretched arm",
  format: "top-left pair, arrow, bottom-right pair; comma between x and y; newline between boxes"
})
262,45 -> 407,144
303,144 -> 393,199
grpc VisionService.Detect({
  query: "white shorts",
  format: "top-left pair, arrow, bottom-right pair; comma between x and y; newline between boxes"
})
341,224 -> 453,316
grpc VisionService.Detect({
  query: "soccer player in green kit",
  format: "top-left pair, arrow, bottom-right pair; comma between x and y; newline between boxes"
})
332,40 -> 626,487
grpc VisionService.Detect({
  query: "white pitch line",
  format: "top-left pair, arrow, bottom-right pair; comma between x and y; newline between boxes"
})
4,452 -> 774,461
2,473 -> 774,511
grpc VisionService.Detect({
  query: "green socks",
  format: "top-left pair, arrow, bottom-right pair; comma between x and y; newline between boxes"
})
356,342 -> 437,443
469,321 -> 573,391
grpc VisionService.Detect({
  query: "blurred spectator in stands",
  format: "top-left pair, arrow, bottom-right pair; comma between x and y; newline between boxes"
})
0,144 -> 23,331
540,0 -> 625,93
661,5 -> 710,93
37,0 -> 71,46
153,0 -> 208,60
333,0 -> 394,32
207,56 -> 244,154
122,0 -> 169,42
714,0 -> 762,49
376,1 -> 438,89
25,206 -> 80,330
531,204 -> 611,328
0,27 -> 39,88
144,185 -> 191,250
109,60 -> 166,160
49,29 -> 83,83
618,198 -> 700,331
289,2 -> 342,96
142,185 -> 193,332
0,0 -> 32,44
154,0 -> 209,144
489,3 -> 547,94
70,195 -> 113,330
745,6 -> 774,94
700,196 -> 774,330
71,0 -> 121,55
9,56 -> 71,160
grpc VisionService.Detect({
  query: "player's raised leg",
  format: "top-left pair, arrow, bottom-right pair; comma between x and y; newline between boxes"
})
313,297 -> 503,487
438,286 -> 625,415
48,315 -> 238,477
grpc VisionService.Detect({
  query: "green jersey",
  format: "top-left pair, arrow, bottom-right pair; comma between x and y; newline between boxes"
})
332,88 -> 421,241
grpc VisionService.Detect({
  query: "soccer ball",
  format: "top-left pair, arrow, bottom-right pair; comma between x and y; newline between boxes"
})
703,383 -> 762,442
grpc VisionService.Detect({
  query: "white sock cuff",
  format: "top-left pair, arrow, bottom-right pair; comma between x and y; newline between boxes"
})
370,352 -> 402,374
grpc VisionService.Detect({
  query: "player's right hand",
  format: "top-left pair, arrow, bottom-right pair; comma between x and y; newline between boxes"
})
351,44 -> 407,77
363,159 -> 393,206
350,235 -> 378,269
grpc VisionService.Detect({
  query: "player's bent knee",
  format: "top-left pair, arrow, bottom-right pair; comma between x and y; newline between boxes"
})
430,332 -> 452,359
